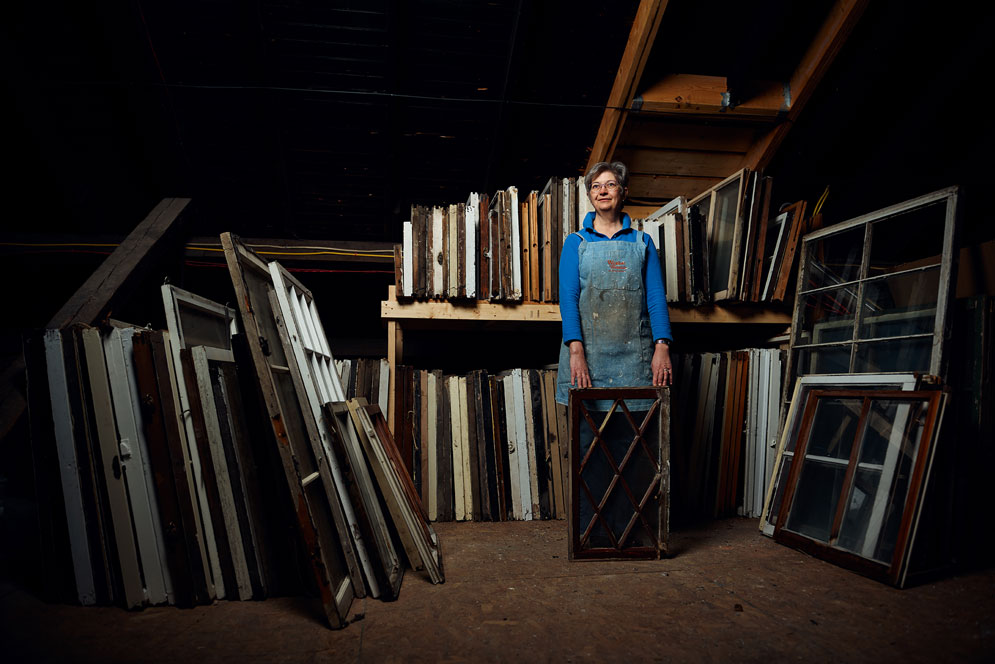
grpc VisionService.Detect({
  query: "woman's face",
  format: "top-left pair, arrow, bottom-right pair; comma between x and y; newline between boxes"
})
589,169 -> 625,217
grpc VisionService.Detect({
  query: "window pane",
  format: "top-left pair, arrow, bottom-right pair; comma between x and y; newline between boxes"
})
806,397 -> 862,459
868,201 -> 947,277
785,460 -> 847,542
797,346 -> 852,375
859,269 -> 940,339
783,397 -> 861,541
853,338 -> 932,373
798,287 -> 857,345
836,399 -> 928,563
178,303 -> 232,350
709,178 -> 740,291
803,227 -> 865,291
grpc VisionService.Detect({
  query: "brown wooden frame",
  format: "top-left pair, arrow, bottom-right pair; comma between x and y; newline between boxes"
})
220,232 -> 357,628
773,388 -> 944,586
568,387 -> 670,560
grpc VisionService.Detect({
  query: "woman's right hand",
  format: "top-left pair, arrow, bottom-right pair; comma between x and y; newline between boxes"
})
569,340 -> 592,388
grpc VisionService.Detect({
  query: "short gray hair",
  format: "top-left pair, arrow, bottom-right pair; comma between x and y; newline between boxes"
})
584,161 -> 629,192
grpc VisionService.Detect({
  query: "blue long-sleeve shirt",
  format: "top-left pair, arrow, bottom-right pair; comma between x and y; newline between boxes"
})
559,212 -> 673,346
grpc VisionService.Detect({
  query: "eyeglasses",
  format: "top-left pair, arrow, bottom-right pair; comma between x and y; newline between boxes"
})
590,181 -> 620,192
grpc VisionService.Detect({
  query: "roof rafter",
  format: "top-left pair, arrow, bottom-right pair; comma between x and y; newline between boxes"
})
585,0 -> 670,173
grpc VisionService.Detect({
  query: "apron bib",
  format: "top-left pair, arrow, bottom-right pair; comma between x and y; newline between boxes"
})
556,231 -> 654,410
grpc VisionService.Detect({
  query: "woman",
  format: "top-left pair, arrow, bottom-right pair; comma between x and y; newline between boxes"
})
555,160 -> 673,548
556,160 -> 673,404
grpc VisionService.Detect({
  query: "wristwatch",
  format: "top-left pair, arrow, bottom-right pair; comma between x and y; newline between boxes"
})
655,338 -> 671,346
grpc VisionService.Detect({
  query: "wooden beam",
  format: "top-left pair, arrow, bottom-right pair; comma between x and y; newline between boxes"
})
47,198 -> 191,329
744,0 -> 869,171
627,173 -> 722,202
586,0 -> 670,172
636,74 -> 787,118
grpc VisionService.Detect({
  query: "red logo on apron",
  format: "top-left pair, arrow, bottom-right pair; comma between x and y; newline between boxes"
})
607,260 -> 627,272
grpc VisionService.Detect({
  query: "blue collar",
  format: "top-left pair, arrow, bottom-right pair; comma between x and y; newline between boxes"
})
582,212 -> 632,238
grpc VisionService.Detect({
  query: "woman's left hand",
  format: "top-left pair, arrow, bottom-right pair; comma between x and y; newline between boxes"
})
652,343 -> 673,386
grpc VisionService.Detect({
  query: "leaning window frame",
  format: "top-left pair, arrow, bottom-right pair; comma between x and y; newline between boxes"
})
785,187 -> 961,387
772,388 -> 946,587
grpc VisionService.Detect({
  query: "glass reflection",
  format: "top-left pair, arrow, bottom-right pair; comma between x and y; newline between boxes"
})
798,288 -> 857,345
804,227 -> 865,291
859,269 -> 940,339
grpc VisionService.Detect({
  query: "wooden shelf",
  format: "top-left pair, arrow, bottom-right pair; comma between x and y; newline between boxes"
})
382,285 -> 790,432
381,287 -> 791,325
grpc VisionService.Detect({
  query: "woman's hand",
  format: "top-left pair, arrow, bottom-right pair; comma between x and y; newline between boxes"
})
652,343 -> 673,386
569,341 -> 592,388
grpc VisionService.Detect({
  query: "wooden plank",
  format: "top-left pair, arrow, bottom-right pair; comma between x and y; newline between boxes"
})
771,201 -> 808,303
102,328 -> 173,604
80,327 -> 145,608
521,370 -> 540,519
509,187 -> 523,301
180,348 -> 242,599
349,400 -> 445,584
636,74 -> 787,118
466,195 -> 478,299
478,193 -> 491,301
432,206 -> 444,298
44,329 -> 98,605
512,369 -> 533,521
437,371 -> 454,522
47,198 -> 190,328
426,371 -> 439,521
530,192 -> 541,302
130,330 -> 208,607
615,147 -> 748,180
490,375 -> 510,521
586,0 -> 670,170
464,375 -> 482,521
457,203 -> 467,299
520,200 -> 532,303
745,0 -> 870,171
618,116 -> 759,153
211,361 -> 268,598
412,206 -> 426,298
628,173 -> 724,202
502,374 -> 523,520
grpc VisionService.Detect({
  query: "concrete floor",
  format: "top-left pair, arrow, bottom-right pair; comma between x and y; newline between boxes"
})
2,518 -> 994,662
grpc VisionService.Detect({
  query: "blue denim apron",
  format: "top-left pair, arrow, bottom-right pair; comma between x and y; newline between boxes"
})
556,230 -> 654,410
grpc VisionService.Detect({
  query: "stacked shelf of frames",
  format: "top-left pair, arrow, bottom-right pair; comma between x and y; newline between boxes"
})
380,285 -> 792,434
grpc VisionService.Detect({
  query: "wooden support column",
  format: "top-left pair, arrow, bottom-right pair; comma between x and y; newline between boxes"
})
586,0 -> 669,172
387,285 -> 404,435
744,0 -> 869,171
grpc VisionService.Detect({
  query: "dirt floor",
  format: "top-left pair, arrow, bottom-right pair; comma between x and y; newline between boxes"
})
2,517 -> 994,663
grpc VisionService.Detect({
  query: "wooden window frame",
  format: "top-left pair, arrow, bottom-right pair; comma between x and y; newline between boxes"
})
221,233 -> 358,627
786,187 -> 961,385
347,399 -> 445,584
759,372 -> 919,536
773,388 -> 946,587
568,387 -> 670,560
